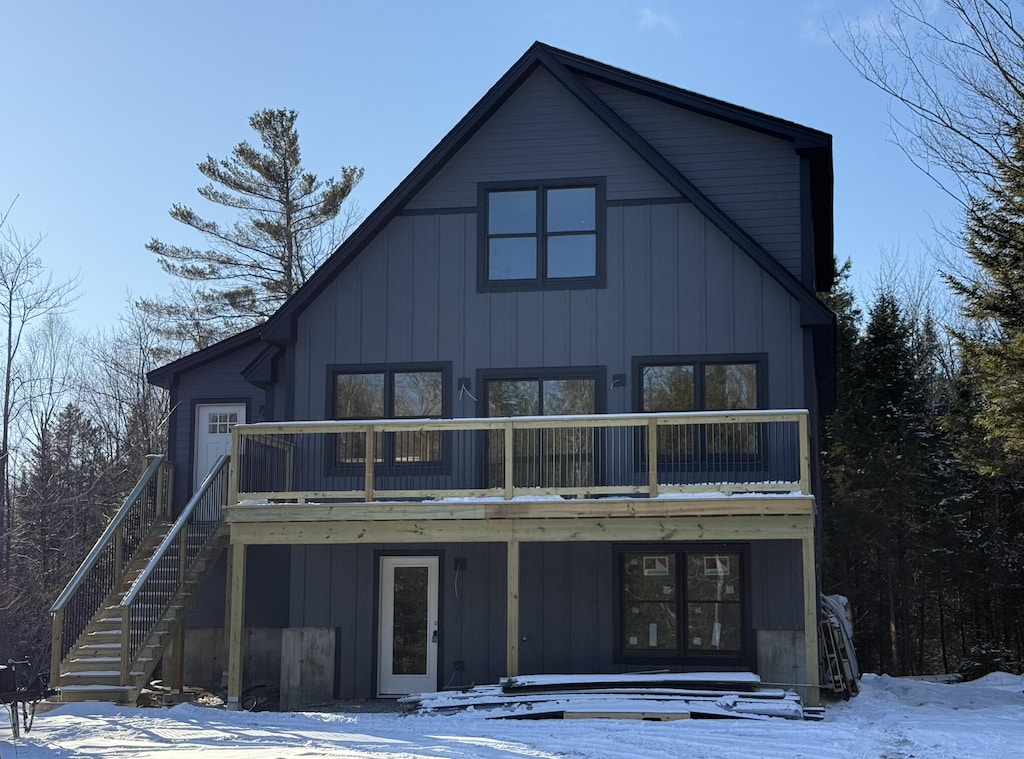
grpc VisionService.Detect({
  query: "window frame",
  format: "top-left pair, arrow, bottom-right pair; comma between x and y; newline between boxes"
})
476,366 -> 607,490
614,543 -> 753,667
633,354 -> 767,415
633,354 -> 767,464
477,178 -> 607,292
327,362 -> 451,472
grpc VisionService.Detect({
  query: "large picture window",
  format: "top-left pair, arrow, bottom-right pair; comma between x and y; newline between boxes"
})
481,369 -> 602,489
331,365 -> 447,467
637,357 -> 762,457
480,180 -> 604,290
619,547 -> 748,664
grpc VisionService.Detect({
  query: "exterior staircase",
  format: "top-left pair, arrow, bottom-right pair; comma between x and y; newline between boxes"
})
50,454 -> 231,704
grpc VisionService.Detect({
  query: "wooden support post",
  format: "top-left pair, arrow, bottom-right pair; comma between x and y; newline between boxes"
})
50,608 -> 64,688
503,422 -> 514,500
647,419 -> 659,498
226,542 -> 247,710
506,535 -> 519,677
802,532 -> 820,707
221,544 -> 233,690
169,624 -> 185,694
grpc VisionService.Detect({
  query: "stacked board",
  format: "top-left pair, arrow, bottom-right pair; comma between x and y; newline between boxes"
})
400,672 -> 823,721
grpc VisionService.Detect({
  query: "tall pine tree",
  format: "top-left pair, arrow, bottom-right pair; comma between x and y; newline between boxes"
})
949,123 -> 1024,462
140,109 -> 363,350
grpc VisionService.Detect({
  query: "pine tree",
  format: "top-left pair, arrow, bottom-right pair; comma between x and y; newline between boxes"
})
139,109 -> 363,350
948,123 -> 1024,462
825,286 -> 946,674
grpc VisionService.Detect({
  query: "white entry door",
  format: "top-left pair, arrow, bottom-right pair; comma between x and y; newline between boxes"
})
194,403 -> 246,491
378,556 -> 439,696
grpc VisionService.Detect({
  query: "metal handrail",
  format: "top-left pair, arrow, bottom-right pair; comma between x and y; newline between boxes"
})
50,454 -> 166,613
122,454 -> 229,606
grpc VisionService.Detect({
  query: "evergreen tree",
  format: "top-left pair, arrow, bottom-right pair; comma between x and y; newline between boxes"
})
948,124 -> 1024,463
824,287 -> 946,674
139,109 -> 363,350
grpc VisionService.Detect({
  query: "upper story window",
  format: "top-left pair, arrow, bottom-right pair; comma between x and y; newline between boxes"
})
479,179 -> 605,291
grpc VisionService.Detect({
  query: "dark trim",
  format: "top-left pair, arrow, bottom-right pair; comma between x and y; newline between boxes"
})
326,362 -> 453,474
476,178 -> 607,293
395,206 -> 477,217
259,54 -> 553,343
606,196 -> 686,208
535,47 -> 834,325
799,155 -> 816,291
252,41 -> 833,343
613,542 -> 754,668
475,365 -> 609,417
148,324 -> 263,388
326,362 -> 453,419
241,344 -> 282,388
562,51 -> 831,145
631,353 -> 769,412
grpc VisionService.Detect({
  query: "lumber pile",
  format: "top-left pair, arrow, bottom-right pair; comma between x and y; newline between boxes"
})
400,672 -> 823,721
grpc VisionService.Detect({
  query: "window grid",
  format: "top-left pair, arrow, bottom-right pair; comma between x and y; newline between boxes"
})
481,180 -> 604,290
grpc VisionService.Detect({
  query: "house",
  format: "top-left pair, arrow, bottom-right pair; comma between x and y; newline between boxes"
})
49,42 -> 835,710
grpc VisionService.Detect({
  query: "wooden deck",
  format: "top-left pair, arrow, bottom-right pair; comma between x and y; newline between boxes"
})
218,410 -> 821,710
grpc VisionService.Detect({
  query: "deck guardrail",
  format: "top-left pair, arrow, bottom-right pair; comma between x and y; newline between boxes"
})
49,455 -> 173,684
232,410 -> 810,504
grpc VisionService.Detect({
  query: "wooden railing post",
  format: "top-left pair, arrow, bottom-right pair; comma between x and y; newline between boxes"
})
113,521 -> 124,576
163,460 -> 175,520
364,426 -> 376,502
119,612 -> 131,687
228,427 -> 241,510
798,411 -> 811,495
647,418 -> 660,498
50,609 -> 64,687
504,421 -> 515,500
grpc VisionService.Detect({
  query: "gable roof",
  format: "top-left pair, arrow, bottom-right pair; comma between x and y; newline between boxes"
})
152,42 -> 835,384
260,42 -> 832,344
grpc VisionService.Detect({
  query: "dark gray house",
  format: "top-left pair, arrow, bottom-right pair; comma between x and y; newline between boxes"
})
50,42 -> 835,709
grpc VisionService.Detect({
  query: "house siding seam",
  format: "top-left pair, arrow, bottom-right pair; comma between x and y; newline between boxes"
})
583,76 -> 804,280
290,203 -> 804,421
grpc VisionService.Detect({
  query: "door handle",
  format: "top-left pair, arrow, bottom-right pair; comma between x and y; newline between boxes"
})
432,629 -> 438,643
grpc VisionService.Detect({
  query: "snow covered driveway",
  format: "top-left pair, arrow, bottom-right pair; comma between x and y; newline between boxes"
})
3,673 -> 1023,758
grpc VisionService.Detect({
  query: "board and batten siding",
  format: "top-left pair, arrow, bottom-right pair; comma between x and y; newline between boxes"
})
519,541 -> 806,678
292,199 -> 803,419
169,343 -> 266,511
405,67 -> 679,209
289,543 -> 507,699
584,76 -> 804,280
286,540 -> 805,697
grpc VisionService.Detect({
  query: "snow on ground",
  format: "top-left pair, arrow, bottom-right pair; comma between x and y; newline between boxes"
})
2,673 -> 1023,758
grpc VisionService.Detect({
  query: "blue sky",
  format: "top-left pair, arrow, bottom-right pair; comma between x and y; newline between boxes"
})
1,1 -> 957,331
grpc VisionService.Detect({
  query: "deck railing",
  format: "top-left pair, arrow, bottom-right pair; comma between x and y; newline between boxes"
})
49,455 -> 173,684
118,455 -> 230,684
232,410 -> 810,504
